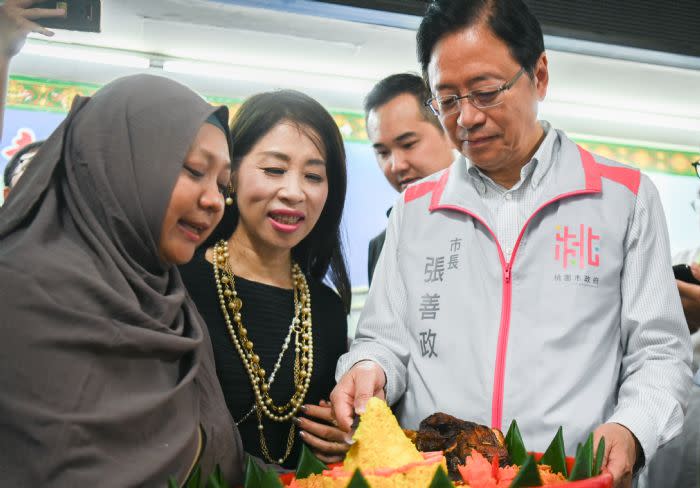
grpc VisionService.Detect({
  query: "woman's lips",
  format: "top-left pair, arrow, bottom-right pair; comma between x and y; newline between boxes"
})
268,212 -> 305,233
177,220 -> 208,242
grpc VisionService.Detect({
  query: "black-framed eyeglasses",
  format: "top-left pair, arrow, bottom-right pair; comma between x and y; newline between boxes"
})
424,68 -> 526,117
692,160 -> 700,179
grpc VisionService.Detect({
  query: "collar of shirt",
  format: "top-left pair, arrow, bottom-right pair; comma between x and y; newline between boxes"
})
466,120 -> 557,196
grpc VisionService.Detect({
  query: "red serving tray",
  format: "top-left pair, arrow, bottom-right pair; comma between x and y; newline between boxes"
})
535,453 -> 613,488
279,454 -> 614,487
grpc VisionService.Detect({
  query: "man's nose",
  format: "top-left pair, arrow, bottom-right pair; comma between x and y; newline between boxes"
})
390,152 -> 410,174
457,99 -> 487,130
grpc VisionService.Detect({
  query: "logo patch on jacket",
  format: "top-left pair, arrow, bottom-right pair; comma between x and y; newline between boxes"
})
554,224 -> 600,268
553,224 -> 601,288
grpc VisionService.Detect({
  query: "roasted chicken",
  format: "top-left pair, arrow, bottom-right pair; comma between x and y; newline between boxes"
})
405,412 -> 510,480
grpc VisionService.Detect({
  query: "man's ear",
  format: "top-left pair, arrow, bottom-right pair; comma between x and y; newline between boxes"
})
534,52 -> 549,101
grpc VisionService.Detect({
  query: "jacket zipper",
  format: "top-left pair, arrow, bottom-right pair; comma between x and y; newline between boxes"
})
491,263 -> 512,430
490,189 -> 597,430
433,208 -> 511,429
432,189 -> 597,430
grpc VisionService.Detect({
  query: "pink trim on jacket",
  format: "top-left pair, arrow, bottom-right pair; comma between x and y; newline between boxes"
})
578,145 -> 640,195
429,169 -> 451,210
404,180 -> 439,203
430,195 -> 510,429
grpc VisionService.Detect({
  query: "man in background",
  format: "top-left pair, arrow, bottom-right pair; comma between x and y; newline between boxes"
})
364,73 -> 454,284
675,184 -> 700,344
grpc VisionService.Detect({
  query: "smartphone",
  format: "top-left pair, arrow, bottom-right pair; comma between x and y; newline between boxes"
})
34,1 -> 101,33
673,264 -> 700,285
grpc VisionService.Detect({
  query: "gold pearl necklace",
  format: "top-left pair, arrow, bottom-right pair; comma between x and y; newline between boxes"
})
212,240 -> 314,464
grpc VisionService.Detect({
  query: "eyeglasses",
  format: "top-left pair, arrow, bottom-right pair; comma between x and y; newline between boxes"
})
692,160 -> 700,179
425,68 -> 526,117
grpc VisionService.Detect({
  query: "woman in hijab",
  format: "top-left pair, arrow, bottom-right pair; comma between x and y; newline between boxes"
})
0,74 -> 245,487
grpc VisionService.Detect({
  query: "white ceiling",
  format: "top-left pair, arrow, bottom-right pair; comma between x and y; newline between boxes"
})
9,0 -> 700,149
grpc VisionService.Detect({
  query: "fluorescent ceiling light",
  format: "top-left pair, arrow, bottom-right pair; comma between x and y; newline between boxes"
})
163,59 -> 375,95
22,41 -> 150,69
545,35 -> 700,71
541,100 -> 700,133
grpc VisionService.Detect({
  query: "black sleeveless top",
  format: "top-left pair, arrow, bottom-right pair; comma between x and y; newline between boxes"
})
180,246 -> 348,469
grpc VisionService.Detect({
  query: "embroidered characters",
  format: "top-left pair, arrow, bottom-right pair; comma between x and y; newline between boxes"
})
415,237 -> 465,357
424,257 -> 445,283
554,224 -> 600,269
419,294 -> 440,320
554,224 -> 601,287
418,329 -> 438,358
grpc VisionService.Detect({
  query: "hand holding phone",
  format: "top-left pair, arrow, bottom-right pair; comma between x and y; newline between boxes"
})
673,264 -> 700,286
33,1 -> 101,33
1,0 -> 68,59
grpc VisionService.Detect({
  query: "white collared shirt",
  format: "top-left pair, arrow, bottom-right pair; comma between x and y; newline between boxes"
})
465,121 -> 558,260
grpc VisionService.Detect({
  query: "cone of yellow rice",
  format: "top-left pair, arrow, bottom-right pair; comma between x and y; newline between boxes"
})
290,398 -> 446,487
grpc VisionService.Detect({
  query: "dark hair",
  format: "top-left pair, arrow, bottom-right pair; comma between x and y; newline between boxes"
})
206,90 -> 351,313
417,0 -> 545,81
363,73 -> 443,131
4,140 -> 44,188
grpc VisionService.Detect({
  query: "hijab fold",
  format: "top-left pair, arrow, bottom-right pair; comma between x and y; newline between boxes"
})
0,74 -> 245,486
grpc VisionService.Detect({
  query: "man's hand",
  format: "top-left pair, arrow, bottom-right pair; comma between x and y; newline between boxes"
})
677,263 -> 700,334
593,423 -> 640,488
296,400 -> 351,464
329,360 -> 386,436
0,0 -> 66,58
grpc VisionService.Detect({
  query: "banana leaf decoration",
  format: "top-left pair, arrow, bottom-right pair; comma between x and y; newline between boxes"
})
427,466 -> 455,487
346,469 -> 372,488
505,419 -> 528,466
509,455 -> 543,487
206,465 -> 227,488
506,424 -> 605,487
169,465 -> 201,488
568,433 -> 594,481
538,426 -> 568,477
244,455 -> 283,488
594,437 -> 606,476
168,464 -> 228,488
295,444 -> 328,479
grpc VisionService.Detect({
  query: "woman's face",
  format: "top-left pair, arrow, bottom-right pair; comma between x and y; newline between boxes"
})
159,123 -> 231,265
232,121 -> 329,255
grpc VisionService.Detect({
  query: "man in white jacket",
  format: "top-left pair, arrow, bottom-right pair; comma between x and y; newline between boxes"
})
330,1 -> 693,487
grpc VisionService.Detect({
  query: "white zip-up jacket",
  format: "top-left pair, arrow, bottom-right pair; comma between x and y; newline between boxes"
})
337,129 -> 693,463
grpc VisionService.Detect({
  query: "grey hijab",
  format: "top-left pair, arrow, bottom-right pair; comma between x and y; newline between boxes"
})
0,75 -> 245,486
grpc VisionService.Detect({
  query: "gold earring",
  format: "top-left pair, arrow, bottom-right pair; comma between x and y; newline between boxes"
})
225,183 -> 234,206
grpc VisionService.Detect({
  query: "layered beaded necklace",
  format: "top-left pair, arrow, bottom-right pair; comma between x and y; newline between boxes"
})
211,240 -> 314,464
